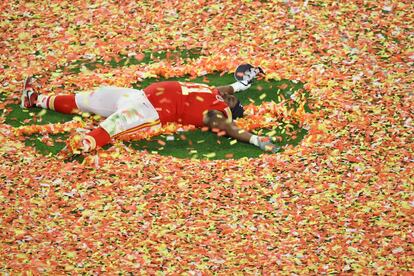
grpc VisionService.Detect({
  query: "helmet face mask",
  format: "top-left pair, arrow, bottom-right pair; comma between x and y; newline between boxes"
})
234,63 -> 265,85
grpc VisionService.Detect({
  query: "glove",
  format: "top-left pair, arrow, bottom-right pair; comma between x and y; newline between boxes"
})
259,137 -> 280,153
250,135 -> 280,153
64,133 -> 96,154
230,81 -> 251,92
257,137 -> 280,153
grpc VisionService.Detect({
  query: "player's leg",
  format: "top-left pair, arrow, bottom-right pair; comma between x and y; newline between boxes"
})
22,78 -> 126,117
69,86 -> 145,117
81,89 -> 161,151
36,94 -> 79,114
74,87 -> 129,117
21,77 -> 79,114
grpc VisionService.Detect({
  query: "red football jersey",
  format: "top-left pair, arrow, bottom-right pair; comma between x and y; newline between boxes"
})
143,81 -> 231,126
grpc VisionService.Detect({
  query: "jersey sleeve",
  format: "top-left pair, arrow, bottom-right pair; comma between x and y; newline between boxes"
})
210,99 -> 232,122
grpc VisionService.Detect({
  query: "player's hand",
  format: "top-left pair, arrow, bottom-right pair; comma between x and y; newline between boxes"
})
65,133 -> 95,154
231,81 -> 251,92
257,136 -> 280,153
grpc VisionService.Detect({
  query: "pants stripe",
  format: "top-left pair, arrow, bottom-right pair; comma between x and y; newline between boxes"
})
112,119 -> 161,139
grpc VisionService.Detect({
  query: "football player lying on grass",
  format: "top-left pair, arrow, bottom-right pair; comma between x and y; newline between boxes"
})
21,64 -> 279,154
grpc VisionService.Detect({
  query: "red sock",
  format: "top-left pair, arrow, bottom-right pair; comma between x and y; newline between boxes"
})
53,95 -> 78,114
37,94 -> 78,114
86,127 -> 111,148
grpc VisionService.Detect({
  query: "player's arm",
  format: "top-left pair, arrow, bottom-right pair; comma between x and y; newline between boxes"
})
216,85 -> 236,96
216,80 -> 252,96
203,110 -> 279,152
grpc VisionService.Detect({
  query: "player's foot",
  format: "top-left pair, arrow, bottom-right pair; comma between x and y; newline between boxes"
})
20,77 -> 39,108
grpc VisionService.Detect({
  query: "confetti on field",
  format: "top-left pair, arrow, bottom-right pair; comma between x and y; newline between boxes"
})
0,0 -> 413,274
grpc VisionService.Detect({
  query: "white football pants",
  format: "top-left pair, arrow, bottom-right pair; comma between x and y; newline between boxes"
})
75,87 -> 160,137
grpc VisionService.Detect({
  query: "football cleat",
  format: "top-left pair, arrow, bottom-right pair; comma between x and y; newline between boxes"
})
20,77 -> 39,108
234,63 -> 265,86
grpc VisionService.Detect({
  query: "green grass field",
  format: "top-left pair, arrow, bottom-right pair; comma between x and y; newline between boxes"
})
4,51 -> 310,160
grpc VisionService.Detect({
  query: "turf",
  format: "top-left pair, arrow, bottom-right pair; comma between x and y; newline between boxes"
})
4,54 -> 310,160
